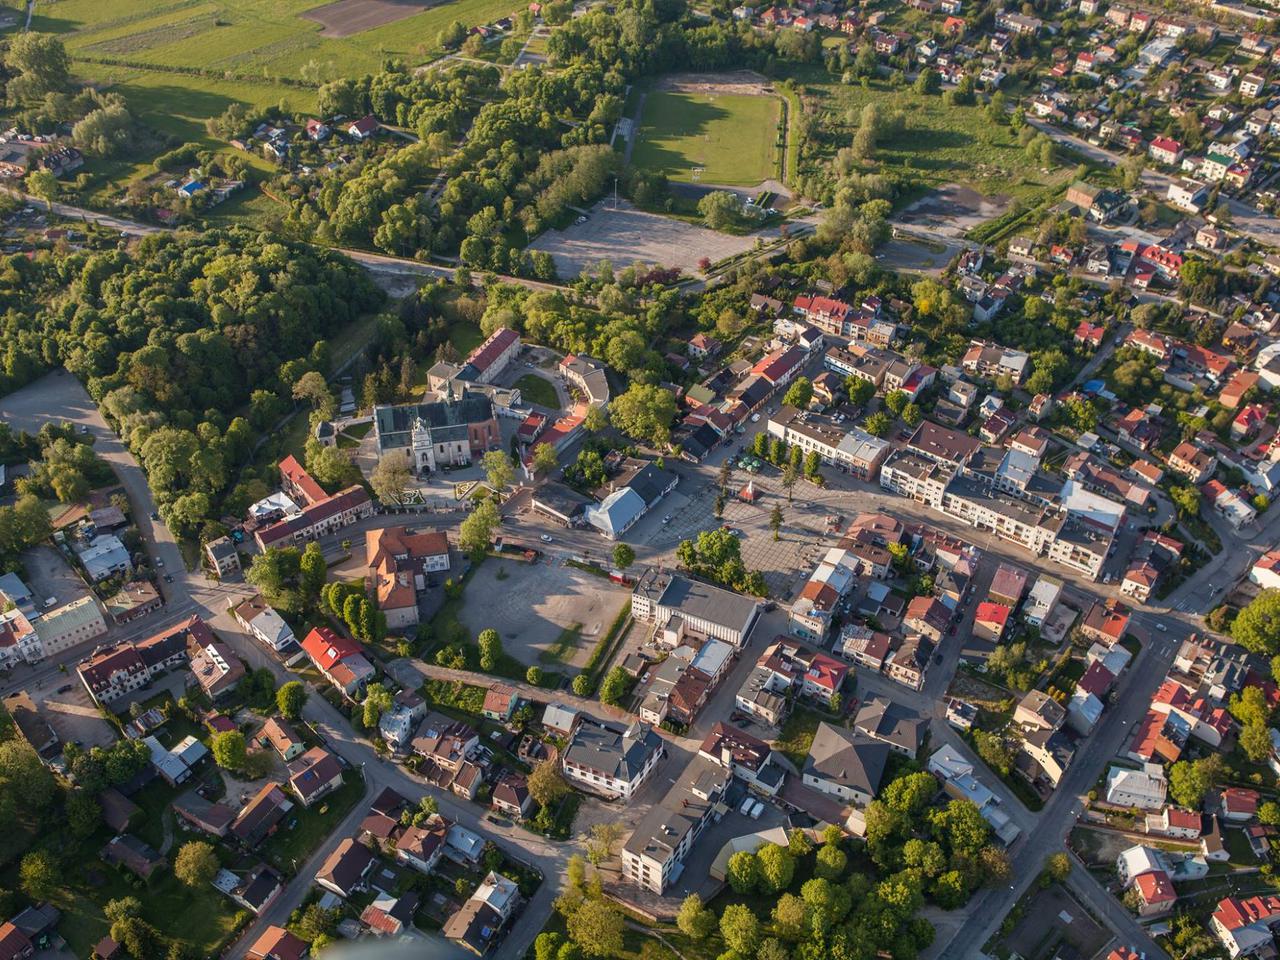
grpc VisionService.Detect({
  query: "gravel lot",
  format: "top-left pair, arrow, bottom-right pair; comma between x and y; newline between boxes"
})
458,559 -> 630,669
527,199 -> 768,277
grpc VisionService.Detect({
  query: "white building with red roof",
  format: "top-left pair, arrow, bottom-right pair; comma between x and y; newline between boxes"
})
1212,895 -> 1280,957
1250,549 -> 1280,590
301,626 -> 374,697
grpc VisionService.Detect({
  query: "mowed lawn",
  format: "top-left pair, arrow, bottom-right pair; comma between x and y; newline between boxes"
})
40,0 -> 525,79
632,91 -> 779,187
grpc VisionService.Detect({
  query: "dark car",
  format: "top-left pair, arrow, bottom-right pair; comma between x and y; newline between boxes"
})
57,684 -> 73,694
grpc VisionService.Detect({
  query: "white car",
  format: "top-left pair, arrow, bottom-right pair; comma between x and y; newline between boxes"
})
539,534 -> 553,543
1155,623 -> 1167,633
750,800 -> 764,820
750,413 -> 761,422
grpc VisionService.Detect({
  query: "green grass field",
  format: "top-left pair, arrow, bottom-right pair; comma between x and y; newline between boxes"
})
789,65 -> 1071,203
632,90 -> 780,187
514,374 -> 558,408
39,0 -> 524,78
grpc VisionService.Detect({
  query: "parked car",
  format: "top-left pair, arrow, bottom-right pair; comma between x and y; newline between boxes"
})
750,800 -> 764,820
739,797 -> 754,816
57,684 -> 73,694
540,534 -> 553,543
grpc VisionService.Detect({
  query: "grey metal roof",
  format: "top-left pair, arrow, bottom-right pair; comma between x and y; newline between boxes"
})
854,697 -> 925,754
565,718 -> 662,780
656,574 -> 760,635
804,723 -> 889,797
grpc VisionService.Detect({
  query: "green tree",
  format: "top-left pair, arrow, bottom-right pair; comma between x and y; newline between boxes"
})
783,377 -> 814,409
482,450 -> 514,491
478,628 -> 503,671
757,842 -> 796,893
528,759 -> 570,808
846,378 -> 875,407
884,390 -> 908,417
612,543 -> 635,571
566,898 -> 624,958
901,402 -> 922,427
698,191 -> 744,230
299,541 -> 326,599
864,412 -> 891,437
782,462 -> 800,502
583,405 -> 608,433
174,841 -> 219,888
719,904 -> 760,954
804,450 -> 822,479
6,33 -> 70,98
1169,757 -> 1218,808
370,455 -> 412,503
609,384 -> 677,447
676,894 -> 716,940
19,851 -> 58,900
1241,721 -> 1272,763
815,843 -> 848,880
276,681 -> 308,720
292,371 -> 335,419
526,665 -> 545,686
66,789 -> 101,838
459,498 -> 500,559
770,503 -> 784,541
362,682 -> 393,728
1041,852 -> 1071,886
772,893 -> 807,940
532,442 -> 559,476
726,850 -> 760,894
1233,590 -> 1280,655
211,730 -> 247,771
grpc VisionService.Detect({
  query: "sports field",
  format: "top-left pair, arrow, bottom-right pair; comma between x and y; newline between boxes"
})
631,91 -> 780,187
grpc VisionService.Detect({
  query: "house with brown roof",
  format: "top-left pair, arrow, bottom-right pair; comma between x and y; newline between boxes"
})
230,783 -> 293,847
287,747 -> 343,808
247,927 -> 308,960
101,834 -> 166,879
1168,440 -> 1217,484
316,838 -> 375,898
188,638 -> 246,701
174,790 -> 236,837
76,616 -> 200,706
258,717 -> 304,761
491,775 -> 532,819
0,925 -> 32,960
394,817 -> 449,874
904,596 -> 950,642
1080,599 -> 1131,647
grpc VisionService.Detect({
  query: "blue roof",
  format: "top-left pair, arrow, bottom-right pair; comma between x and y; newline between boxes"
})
1082,379 -> 1104,393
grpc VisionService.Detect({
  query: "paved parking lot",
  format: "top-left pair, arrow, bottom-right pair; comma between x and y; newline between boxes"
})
458,559 -> 630,669
17,668 -> 116,750
23,544 -> 93,612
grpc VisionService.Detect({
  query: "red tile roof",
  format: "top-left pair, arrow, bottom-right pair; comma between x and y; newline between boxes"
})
301,627 -> 362,671
1134,870 -> 1176,905
278,455 -> 326,506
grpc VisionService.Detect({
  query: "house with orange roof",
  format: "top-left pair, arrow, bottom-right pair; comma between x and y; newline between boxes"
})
366,526 -> 450,629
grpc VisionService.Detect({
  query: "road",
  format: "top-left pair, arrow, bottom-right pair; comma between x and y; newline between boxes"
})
1027,118 -> 1280,249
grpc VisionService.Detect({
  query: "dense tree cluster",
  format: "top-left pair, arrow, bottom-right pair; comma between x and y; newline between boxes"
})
0,229 -> 382,536
676,528 -> 768,596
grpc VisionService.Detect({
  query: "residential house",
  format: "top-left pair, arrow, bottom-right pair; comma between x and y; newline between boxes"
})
316,838 -> 375,898
802,722 -> 889,807
561,718 -> 664,801
300,627 -> 375,698
287,747 -> 344,808
854,697 -> 925,757
1106,763 -> 1168,809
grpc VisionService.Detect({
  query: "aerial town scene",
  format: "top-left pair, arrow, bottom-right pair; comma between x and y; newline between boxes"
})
8,0 -> 1280,958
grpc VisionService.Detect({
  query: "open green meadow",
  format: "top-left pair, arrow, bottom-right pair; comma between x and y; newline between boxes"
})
632,90 -> 780,187
788,65 -> 1067,203
37,0 -> 523,78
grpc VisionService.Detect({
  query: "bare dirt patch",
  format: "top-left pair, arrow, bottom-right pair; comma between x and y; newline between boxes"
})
653,70 -> 774,97
302,0 -> 437,38
893,183 -> 1013,238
